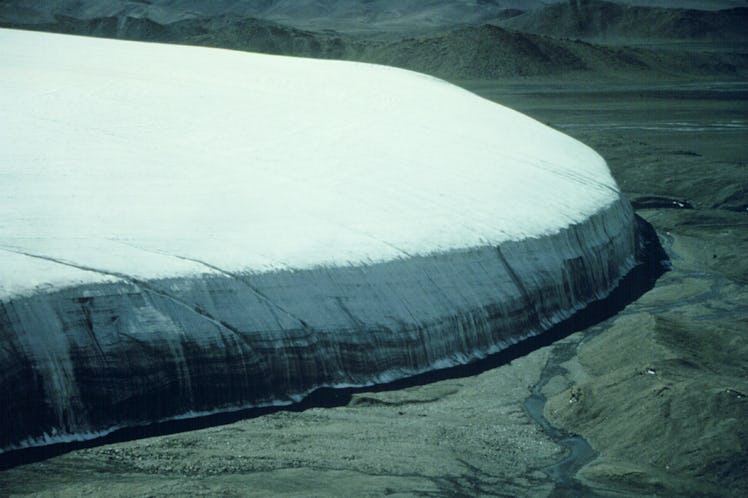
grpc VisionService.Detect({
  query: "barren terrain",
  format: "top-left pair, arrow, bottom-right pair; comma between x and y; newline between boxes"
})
0,0 -> 746,495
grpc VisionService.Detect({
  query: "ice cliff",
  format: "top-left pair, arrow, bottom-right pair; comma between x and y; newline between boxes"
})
1,29 -> 640,452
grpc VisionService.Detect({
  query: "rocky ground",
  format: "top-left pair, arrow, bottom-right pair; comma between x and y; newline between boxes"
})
1,76 -> 745,497
497,78 -> 748,496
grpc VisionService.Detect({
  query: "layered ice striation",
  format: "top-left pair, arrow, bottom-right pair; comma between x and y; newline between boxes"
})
1,29 -> 639,452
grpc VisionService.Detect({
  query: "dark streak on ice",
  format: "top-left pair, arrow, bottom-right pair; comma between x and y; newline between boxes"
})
0,246 -> 244,339
159,250 -> 315,332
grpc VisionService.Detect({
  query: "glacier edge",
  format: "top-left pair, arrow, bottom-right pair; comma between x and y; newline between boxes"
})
1,195 -> 640,453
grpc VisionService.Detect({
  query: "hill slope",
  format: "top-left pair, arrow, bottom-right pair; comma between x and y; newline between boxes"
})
0,0 -> 535,36
498,0 -> 748,43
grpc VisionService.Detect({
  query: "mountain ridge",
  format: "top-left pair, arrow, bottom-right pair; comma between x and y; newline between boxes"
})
4,0 -> 747,37
4,13 -> 746,81
497,0 -> 748,43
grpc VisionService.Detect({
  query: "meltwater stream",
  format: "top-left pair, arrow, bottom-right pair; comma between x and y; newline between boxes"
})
525,365 -> 597,494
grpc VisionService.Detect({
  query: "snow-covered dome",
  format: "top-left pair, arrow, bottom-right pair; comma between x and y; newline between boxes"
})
0,28 -> 620,296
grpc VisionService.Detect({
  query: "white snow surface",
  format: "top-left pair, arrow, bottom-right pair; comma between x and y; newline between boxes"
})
0,28 -> 620,298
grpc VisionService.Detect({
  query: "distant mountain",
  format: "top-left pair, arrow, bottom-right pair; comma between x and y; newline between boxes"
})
4,0 -> 746,38
5,13 -> 746,80
165,14 -> 369,59
0,13 -> 614,78
225,0 -> 533,36
0,0 -> 538,36
383,23 -> 748,79
2,13 -> 372,59
369,25 -> 589,78
14,14 -> 172,41
498,0 -> 748,43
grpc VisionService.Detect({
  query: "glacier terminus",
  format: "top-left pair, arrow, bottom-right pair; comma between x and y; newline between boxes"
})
1,28 -> 648,453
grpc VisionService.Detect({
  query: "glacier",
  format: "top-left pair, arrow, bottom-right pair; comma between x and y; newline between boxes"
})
1,28 -> 641,453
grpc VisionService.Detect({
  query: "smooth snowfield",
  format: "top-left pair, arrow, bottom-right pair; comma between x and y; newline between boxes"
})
0,28 -> 617,297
